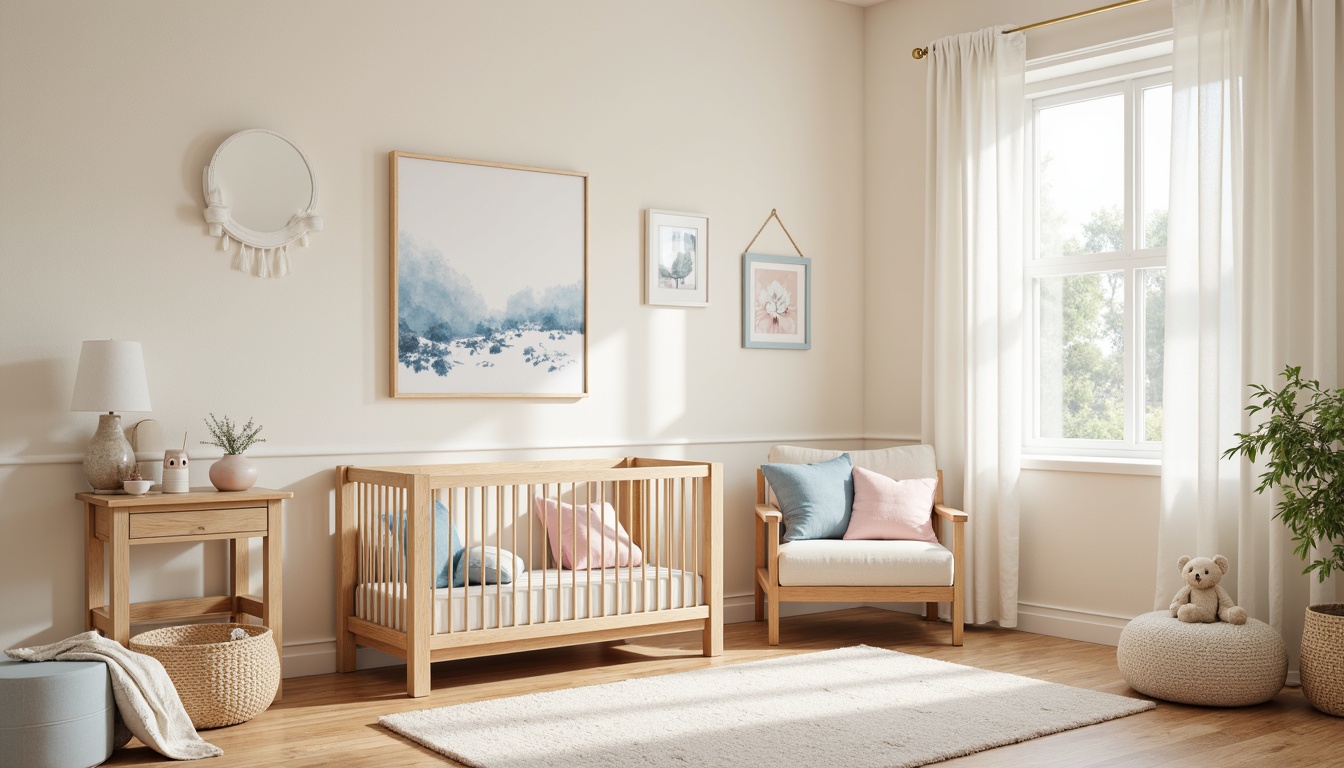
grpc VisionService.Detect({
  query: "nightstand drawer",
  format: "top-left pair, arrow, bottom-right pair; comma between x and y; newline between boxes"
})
130,508 -> 267,538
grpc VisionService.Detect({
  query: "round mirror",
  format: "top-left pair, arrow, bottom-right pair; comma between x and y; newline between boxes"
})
203,129 -> 322,277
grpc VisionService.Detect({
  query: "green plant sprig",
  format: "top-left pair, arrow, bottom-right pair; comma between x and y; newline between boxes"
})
201,413 -> 266,455
1223,365 -> 1344,582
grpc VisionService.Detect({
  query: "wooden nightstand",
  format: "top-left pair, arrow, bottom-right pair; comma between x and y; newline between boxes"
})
78,487 -> 292,695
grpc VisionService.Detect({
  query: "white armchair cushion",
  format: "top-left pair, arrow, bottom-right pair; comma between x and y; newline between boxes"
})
777,539 -> 953,587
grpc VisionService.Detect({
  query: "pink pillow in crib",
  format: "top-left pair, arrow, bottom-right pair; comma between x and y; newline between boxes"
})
533,497 -> 643,570
842,467 -> 940,542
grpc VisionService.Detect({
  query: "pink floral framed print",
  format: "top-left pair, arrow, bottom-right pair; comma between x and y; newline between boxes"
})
742,252 -> 810,349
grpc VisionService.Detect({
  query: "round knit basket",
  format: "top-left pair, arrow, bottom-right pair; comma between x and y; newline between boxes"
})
1301,604 -> 1344,717
130,623 -> 279,729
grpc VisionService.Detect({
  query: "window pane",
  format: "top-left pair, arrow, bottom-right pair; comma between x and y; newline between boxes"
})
1037,94 -> 1125,257
1142,268 -> 1165,441
1141,85 -> 1171,249
1036,271 -> 1126,440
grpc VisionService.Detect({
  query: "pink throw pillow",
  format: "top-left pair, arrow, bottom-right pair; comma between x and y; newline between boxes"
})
842,467 -> 939,542
533,497 -> 643,570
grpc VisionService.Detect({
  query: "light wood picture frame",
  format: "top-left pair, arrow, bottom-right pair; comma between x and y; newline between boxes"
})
742,252 -> 811,349
644,209 -> 709,307
390,151 -> 588,398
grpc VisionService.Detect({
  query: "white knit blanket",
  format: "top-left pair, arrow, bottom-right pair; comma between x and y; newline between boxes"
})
6,630 -> 221,760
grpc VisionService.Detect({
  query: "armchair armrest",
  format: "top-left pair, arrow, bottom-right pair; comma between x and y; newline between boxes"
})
755,504 -> 782,524
934,503 -> 967,523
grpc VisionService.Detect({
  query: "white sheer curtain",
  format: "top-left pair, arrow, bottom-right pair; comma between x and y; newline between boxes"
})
1157,0 -> 1340,670
921,26 -> 1025,628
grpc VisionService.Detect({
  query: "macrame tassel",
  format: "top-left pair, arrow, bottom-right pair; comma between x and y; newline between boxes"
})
274,246 -> 290,278
221,233 -> 231,251
230,242 -> 243,272
256,248 -> 271,278
238,244 -> 254,274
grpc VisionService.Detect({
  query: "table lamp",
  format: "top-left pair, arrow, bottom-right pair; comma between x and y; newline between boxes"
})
71,340 -> 152,491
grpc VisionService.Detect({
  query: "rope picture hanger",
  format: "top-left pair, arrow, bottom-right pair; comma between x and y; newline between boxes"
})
741,209 -> 811,350
742,208 -> 806,259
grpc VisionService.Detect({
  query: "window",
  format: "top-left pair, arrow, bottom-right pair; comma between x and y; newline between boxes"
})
1025,38 -> 1171,459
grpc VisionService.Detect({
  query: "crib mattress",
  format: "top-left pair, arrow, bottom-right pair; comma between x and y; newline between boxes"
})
355,566 -> 703,634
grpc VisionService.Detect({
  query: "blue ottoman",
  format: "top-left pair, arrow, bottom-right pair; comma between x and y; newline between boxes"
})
0,659 -> 115,768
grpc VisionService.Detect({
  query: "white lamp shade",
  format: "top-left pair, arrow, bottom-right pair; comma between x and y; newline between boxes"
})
71,340 -> 152,413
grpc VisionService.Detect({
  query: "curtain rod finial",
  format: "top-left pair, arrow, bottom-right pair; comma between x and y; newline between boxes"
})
913,46 -> 928,60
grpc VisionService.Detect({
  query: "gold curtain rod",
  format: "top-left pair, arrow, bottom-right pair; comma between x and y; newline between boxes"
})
911,0 -> 1153,59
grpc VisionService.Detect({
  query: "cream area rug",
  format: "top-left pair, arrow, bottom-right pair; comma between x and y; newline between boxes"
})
380,645 -> 1155,768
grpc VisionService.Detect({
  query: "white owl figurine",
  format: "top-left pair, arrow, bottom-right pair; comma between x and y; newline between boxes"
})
162,449 -> 190,493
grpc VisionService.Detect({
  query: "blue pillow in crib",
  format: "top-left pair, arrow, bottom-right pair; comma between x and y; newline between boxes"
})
451,546 -> 527,587
386,500 -> 464,588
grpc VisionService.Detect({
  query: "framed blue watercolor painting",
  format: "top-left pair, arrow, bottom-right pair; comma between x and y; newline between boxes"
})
390,152 -> 588,398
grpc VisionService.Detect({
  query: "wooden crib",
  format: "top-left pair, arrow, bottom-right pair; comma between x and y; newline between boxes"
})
335,458 -> 723,697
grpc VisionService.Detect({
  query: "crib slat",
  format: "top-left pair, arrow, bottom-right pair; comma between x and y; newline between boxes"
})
511,485 -> 518,628
395,486 -> 403,629
356,482 -> 365,627
695,477 -> 703,607
664,478 -> 672,611
448,488 -> 456,635
575,481 -> 580,624
643,479 -> 650,614
357,482 -> 365,626
679,477 -> 686,609
585,482 -> 593,621
374,484 -> 382,628
373,483 -> 382,627
495,485 -> 502,630
599,481 -> 608,618
385,484 -> 394,630
533,482 -> 541,626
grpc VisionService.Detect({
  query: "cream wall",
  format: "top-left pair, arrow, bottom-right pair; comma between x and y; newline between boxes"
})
0,0 -> 866,669
863,0 -> 1175,642
6,0 -> 1291,671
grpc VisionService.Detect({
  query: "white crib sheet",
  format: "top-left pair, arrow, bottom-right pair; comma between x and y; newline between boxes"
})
355,566 -> 703,634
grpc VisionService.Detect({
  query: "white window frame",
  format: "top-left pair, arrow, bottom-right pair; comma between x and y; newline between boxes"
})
1023,34 -> 1172,464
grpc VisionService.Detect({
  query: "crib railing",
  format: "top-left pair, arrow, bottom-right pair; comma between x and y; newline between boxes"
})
336,458 -> 722,696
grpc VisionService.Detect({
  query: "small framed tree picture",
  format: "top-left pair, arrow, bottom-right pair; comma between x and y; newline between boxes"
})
743,252 -> 810,349
645,209 -> 709,307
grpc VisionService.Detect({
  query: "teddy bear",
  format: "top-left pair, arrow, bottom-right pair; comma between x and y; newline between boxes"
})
1168,554 -> 1248,624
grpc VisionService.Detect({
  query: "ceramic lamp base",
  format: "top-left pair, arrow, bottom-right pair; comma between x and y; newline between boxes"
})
84,413 -> 134,492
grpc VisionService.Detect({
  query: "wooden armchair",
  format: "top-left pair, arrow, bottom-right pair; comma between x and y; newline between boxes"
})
753,446 -> 967,646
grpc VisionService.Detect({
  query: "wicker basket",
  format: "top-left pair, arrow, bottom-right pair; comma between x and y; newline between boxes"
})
130,623 -> 279,729
1301,604 -> 1344,717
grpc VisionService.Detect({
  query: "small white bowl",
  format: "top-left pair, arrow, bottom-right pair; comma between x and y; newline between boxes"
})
122,479 -> 153,496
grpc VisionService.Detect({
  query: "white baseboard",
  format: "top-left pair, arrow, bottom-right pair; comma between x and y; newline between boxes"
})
1014,602 -> 1130,646
280,640 -> 343,678
860,602 -> 1132,647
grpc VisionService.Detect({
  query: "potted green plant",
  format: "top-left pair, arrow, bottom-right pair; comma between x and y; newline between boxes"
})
202,414 -> 265,492
1223,365 -> 1344,716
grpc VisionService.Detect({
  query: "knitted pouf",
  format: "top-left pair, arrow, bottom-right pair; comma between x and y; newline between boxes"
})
1117,610 -> 1287,707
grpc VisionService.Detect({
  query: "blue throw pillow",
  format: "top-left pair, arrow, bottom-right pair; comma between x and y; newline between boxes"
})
761,454 -> 854,541
452,546 -> 527,587
386,500 -> 464,588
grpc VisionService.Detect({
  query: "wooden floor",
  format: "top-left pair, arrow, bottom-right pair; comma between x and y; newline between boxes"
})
103,608 -> 1343,767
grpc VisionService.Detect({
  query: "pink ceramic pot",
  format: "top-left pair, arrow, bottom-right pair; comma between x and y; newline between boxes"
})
209,454 -> 257,492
